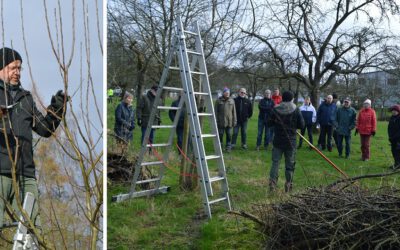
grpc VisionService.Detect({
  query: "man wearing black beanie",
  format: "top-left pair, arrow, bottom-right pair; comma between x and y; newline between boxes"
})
267,90 -> 304,192
0,47 -> 67,232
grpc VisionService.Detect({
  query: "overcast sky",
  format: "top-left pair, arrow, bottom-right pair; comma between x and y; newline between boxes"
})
1,1 -> 103,111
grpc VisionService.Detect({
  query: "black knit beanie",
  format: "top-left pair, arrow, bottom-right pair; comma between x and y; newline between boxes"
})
282,91 -> 294,102
0,47 -> 22,70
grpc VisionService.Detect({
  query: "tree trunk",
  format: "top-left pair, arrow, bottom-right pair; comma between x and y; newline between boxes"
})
310,87 -> 321,109
135,53 -> 145,108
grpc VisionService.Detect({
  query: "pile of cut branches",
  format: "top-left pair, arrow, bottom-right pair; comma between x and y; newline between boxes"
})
107,153 -> 135,182
235,185 -> 400,249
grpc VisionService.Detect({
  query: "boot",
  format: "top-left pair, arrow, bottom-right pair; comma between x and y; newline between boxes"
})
269,179 -> 277,192
284,182 -> 292,193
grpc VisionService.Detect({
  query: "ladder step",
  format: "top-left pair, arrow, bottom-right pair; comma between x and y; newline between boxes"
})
169,66 -> 181,71
136,178 -> 161,184
190,71 -> 205,75
146,143 -> 170,148
208,197 -> 228,205
201,134 -> 217,138
209,176 -> 225,183
205,155 -> 220,160
141,161 -> 163,166
151,125 -> 176,129
193,91 -> 209,96
198,113 -> 212,117
157,106 -> 180,110
187,50 -> 202,56
163,86 -> 183,92
183,30 -> 197,36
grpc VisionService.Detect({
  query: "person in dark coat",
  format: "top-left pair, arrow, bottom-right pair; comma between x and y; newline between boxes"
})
256,89 -> 275,150
388,104 -> 400,169
114,92 -> 135,153
268,91 -> 304,192
317,95 -> 337,151
169,93 -> 185,150
0,47 -> 65,228
137,85 -> 161,144
335,97 -> 356,158
232,88 -> 252,149
298,96 -> 316,149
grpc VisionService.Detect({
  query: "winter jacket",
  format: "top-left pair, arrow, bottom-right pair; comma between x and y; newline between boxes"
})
317,101 -> 337,126
137,91 -> 161,128
335,106 -> 356,136
168,97 -> 184,129
215,96 -> 236,128
268,102 -> 305,150
272,94 -> 282,105
258,97 -> 275,123
234,96 -> 252,124
356,108 -> 376,135
0,80 -> 61,178
299,104 -> 316,126
388,114 -> 400,144
114,102 -> 135,141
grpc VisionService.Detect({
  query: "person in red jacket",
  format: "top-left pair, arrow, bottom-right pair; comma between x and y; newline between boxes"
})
355,99 -> 377,161
272,88 -> 282,105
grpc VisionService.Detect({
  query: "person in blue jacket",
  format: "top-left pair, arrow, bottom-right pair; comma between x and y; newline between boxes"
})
114,92 -> 135,153
317,95 -> 337,151
298,96 -> 316,149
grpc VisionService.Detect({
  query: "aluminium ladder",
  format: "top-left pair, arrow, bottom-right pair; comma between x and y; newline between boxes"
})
112,16 -> 231,218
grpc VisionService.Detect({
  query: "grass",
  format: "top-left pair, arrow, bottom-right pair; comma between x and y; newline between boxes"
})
107,97 -> 398,249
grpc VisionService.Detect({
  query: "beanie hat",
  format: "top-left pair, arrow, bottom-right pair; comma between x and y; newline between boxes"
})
151,85 -> 158,91
0,47 -> 22,70
364,99 -> 371,105
223,87 -> 230,93
282,91 -> 294,102
389,104 -> 400,113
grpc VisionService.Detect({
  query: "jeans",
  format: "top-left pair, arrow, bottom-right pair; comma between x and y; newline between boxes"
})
0,175 -> 40,228
256,119 -> 273,147
298,124 -> 313,147
176,126 -> 184,150
360,135 -> 371,160
337,134 -> 351,157
218,127 -> 232,149
391,142 -> 400,166
232,121 -> 248,146
318,125 -> 333,150
269,147 -> 296,184
141,127 -> 155,145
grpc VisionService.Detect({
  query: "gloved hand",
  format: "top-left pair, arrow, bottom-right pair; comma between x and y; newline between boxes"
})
371,131 -> 376,136
49,90 -> 69,116
137,119 -> 142,126
158,119 -> 161,126
354,129 -> 358,136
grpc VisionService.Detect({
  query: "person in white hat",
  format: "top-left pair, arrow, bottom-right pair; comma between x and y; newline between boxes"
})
355,99 -> 376,161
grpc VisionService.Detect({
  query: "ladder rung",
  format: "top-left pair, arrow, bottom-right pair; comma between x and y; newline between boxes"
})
163,86 -> 183,92
193,92 -> 209,96
187,50 -> 202,56
208,197 -> 227,205
151,125 -> 176,129
169,66 -> 181,71
201,134 -> 217,138
141,161 -> 163,166
209,176 -> 225,183
205,155 -> 220,160
136,178 -> 161,184
190,71 -> 205,75
183,30 -> 197,36
157,106 -> 180,110
198,113 -> 212,117
146,143 -> 170,147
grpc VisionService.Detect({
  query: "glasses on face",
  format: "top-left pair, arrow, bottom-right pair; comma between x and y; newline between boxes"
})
240,92 -> 245,94
8,65 -> 23,73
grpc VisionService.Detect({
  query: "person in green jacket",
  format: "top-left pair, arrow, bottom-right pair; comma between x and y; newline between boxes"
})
335,97 -> 356,158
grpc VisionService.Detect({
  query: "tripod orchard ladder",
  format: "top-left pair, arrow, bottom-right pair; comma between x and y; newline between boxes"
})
112,16 -> 232,218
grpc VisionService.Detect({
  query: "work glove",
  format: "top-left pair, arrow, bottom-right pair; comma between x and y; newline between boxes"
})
371,131 -> 376,136
354,129 -> 358,136
158,119 -> 161,126
49,90 -> 69,117
137,119 -> 142,126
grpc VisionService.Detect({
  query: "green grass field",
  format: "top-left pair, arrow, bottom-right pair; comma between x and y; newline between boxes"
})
107,97 -> 398,249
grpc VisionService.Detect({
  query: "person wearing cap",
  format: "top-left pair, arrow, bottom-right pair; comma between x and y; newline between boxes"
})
0,47 -> 66,228
388,104 -> 400,169
232,88 -> 252,150
332,93 -> 341,148
316,94 -> 337,151
215,87 -> 236,153
335,97 -> 356,158
272,88 -> 282,105
114,91 -> 135,154
355,99 -> 376,161
298,96 -> 316,149
256,89 -> 275,150
267,91 -> 304,192
137,85 -> 161,144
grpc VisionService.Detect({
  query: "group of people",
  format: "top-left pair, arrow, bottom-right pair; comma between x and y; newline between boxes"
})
114,84 -> 400,192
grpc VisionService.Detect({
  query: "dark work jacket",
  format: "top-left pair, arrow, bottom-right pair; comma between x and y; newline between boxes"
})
137,91 -> 161,128
114,102 -> 135,141
168,97 -> 184,129
0,80 -> 61,178
234,96 -> 252,124
258,98 -> 275,123
335,106 -> 356,136
317,101 -> 337,126
388,115 -> 400,144
268,102 -> 305,150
